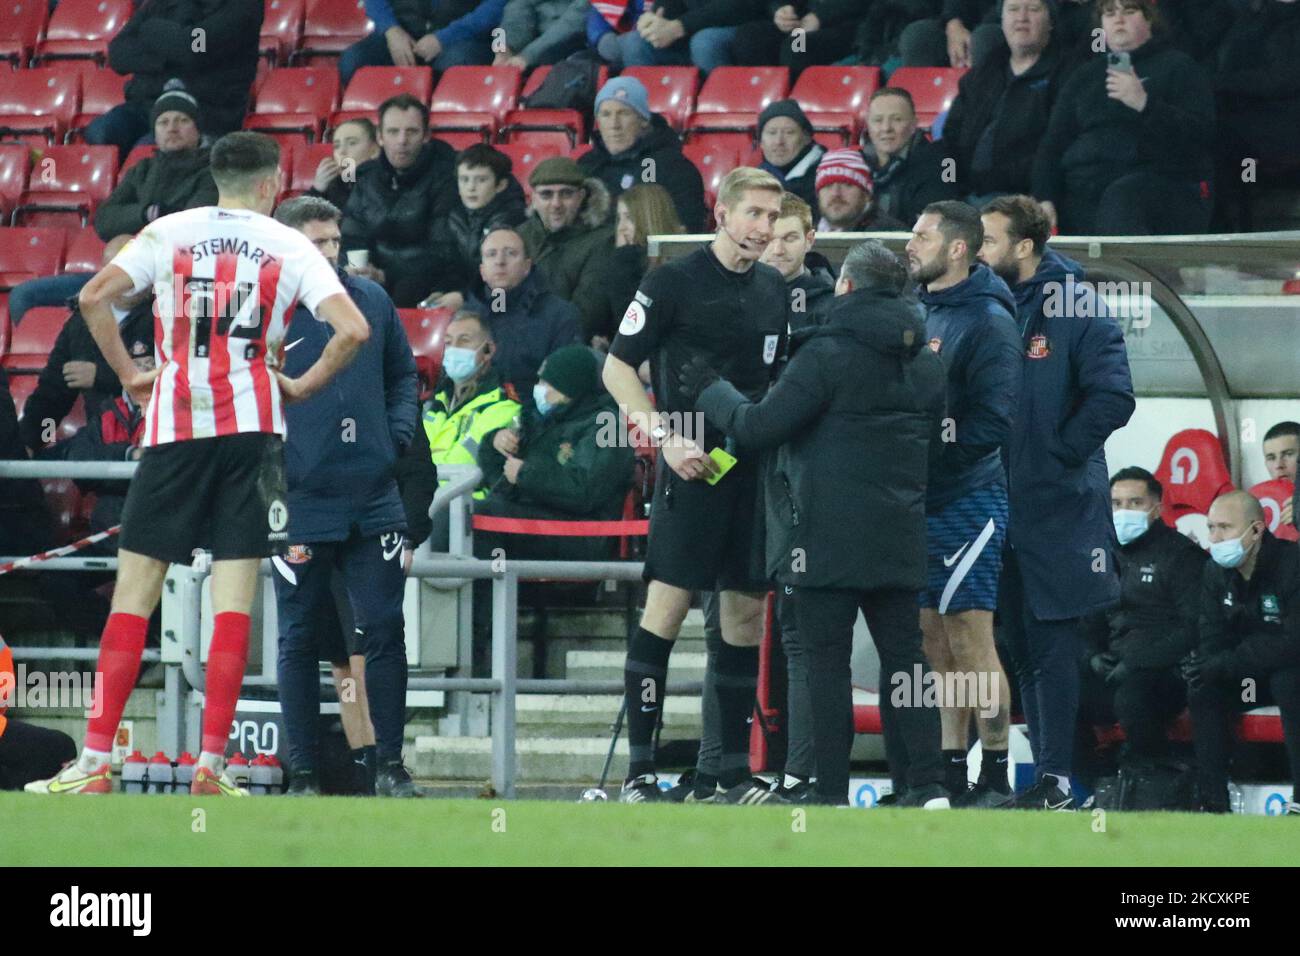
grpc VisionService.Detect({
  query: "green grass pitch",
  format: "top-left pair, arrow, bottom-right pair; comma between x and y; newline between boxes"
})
4,794 -> 1299,866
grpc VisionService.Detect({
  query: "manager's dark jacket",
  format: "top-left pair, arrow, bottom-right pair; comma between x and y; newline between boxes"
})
1004,249 -> 1135,621
693,286 -> 946,590
282,272 -> 427,544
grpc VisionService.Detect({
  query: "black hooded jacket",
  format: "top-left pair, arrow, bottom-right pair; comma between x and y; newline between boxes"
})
578,114 -> 706,232
1199,532 -> 1300,677
695,287 -> 946,590
438,176 -> 528,294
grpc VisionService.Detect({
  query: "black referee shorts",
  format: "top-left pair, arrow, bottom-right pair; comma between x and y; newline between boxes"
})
119,433 -> 288,565
643,449 -> 767,593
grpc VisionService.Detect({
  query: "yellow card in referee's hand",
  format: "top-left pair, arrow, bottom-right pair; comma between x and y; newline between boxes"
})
705,448 -> 737,485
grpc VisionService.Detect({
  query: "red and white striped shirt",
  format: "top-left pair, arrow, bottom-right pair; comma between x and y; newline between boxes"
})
112,206 -> 346,447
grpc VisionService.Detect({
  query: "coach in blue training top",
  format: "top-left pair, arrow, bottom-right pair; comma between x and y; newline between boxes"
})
979,195 -> 1135,809
272,196 -> 426,798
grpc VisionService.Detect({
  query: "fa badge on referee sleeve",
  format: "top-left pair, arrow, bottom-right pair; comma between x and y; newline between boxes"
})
762,334 -> 779,365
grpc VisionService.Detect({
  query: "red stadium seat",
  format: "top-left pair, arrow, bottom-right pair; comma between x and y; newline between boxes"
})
790,66 -> 880,123
260,0 -> 305,64
67,68 -> 127,143
428,112 -> 494,146
499,109 -> 582,149
6,369 -> 37,412
295,0 -> 372,62
497,141 -> 568,199
1249,479 -> 1299,542
887,67 -> 966,129
0,69 -> 80,143
249,67 -> 339,143
682,123 -> 753,159
398,307 -> 452,396
0,0 -> 50,68
3,304 -> 68,372
622,66 -> 699,131
63,227 -> 104,273
0,143 -> 30,220
682,141 -> 740,214
289,141 -> 334,194
341,66 -> 433,112
695,66 -> 787,115
119,144 -> 156,177
0,227 -> 66,290
13,145 -> 118,229
1153,429 -> 1234,527
431,66 -> 523,127
34,0 -> 132,65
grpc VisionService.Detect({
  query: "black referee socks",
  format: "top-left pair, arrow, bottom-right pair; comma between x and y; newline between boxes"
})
625,627 -> 674,779
714,642 -> 759,789
979,748 -> 1010,792
943,749 -> 968,794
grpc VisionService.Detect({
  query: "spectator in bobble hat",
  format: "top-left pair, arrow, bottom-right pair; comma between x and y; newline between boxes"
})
578,76 -> 706,232
815,148 -> 906,231
755,100 -> 826,211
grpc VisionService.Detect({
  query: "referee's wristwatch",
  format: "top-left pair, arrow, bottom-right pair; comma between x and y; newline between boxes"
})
651,423 -> 670,446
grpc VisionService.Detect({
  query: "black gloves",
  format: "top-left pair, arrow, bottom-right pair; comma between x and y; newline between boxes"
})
1181,650 -> 1235,691
675,354 -> 720,405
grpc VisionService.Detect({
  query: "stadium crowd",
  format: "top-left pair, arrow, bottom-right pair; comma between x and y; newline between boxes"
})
1,0 -> 1299,807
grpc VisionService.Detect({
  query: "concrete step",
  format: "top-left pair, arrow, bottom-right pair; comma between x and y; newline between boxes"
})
414,734 -> 632,782
513,693 -> 700,740
515,607 -> 708,641
565,649 -> 707,684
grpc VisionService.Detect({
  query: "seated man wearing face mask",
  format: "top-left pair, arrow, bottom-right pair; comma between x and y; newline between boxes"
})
474,343 -> 634,564
1077,467 -> 1206,776
1183,490 -> 1300,814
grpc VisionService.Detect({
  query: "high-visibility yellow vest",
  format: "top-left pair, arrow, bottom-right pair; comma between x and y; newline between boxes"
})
423,383 -> 521,498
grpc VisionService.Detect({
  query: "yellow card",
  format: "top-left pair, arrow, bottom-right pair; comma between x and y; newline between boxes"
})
705,447 -> 737,485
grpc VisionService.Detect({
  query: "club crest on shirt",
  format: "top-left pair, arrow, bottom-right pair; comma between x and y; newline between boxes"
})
620,300 -> 647,336
1027,334 -> 1051,359
762,334 -> 780,365
286,544 -> 312,564
928,337 -> 942,354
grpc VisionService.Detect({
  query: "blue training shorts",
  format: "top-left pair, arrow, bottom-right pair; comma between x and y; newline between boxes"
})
920,483 -> 1009,614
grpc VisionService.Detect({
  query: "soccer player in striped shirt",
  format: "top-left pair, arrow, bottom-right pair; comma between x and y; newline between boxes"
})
27,133 -> 371,797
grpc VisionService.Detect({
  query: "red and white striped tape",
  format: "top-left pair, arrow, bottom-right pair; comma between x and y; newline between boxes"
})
0,525 -> 121,576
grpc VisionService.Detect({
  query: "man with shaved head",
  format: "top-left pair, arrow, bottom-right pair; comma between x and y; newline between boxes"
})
1184,490 -> 1300,813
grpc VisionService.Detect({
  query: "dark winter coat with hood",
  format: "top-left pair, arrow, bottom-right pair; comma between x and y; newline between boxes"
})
440,175 -> 528,293
695,286 -> 946,590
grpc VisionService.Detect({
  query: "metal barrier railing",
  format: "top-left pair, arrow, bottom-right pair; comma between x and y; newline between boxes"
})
1,459 -> 654,798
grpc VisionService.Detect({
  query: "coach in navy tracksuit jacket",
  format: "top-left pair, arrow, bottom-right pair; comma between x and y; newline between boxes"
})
981,196 -> 1135,793
275,217 -> 426,795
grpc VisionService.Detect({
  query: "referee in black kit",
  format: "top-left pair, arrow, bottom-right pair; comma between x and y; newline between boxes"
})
602,167 -> 789,804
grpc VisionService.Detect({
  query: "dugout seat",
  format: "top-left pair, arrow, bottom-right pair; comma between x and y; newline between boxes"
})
887,67 -> 966,130
1249,479 -> 1299,542
1153,429 -> 1235,528
13,144 -> 117,229
34,0 -> 132,66
622,66 -> 698,131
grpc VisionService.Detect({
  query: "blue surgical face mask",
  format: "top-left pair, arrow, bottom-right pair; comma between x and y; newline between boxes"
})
443,346 -> 480,384
533,382 -> 555,416
1210,528 -> 1254,569
1112,509 -> 1151,546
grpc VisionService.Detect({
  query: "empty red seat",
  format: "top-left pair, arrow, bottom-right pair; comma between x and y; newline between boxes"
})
497,141 -> 568,198
431,66 -> 522,127
695,66 -> 787,115
887,67 -> 966,129
683,142 -> 740,212
261,0 -> 305,64
499,109 -> 583,149
791,66 -> 880,122
0,143 -> 30,219
249,67 -> 339,143
0,69 -> 80,143
67,68 -> 127,143
64,227 -> 105,273
341,66 -> 433,111
34,0 -> 132,65
398,307 -> 453,395
681,126 -> 753,159
296,0 -> 372,62
1249,479 -> 1299,542
3,304 -> 68,372
622,66 -> 699,130
119,144 -> 156,177
0,0 -> 50,68
0,227 -> 66,290
13,145 -> 118,228
1153,429 -> 1234,527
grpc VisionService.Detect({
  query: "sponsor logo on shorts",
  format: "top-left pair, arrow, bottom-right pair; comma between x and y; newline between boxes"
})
267,499 -> 288,533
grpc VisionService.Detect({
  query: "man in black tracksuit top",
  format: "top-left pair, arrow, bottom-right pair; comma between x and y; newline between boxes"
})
1078,467 -> 1206,774
682,240 -> 949,806
603,168 -> 788,804
1185,491 -> 1300,813
271,197 -> 427,798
